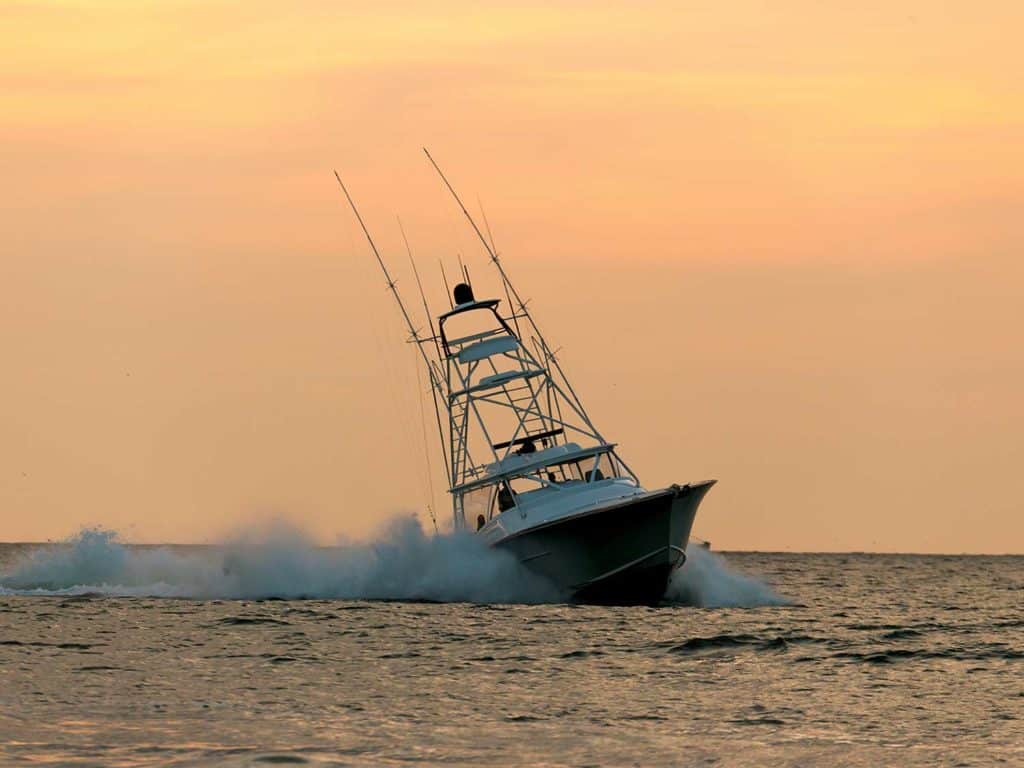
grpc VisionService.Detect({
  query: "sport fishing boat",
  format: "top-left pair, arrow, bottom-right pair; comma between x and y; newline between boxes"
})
335,151 -> 715,604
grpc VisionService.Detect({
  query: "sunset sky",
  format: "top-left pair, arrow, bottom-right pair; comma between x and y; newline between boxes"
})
2,2 -> 1022,551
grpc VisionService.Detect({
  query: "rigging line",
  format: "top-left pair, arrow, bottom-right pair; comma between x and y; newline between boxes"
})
479,195 -> 523,339
397,217 -> 443,362
477,194 -> 499,256
397,217 -> 452,487
500,273 -> 521,339
414,355 -> 439,534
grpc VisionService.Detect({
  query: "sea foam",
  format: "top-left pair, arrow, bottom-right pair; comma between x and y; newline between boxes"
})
1,520 -> 784,606
0,520 -> 558,603
668,543 -> 788,607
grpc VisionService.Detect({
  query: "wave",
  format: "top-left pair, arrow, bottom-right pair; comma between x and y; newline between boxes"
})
832,646 -> 1024,663
1,522 -> 786,607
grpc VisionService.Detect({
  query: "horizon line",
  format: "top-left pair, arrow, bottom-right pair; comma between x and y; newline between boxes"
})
0,541 -> 1020,557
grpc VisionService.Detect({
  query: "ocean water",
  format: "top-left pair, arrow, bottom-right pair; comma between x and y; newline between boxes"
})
0,525 -> 1020,767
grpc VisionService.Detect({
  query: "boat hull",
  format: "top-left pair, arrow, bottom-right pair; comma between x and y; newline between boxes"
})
493,480 -> 715,604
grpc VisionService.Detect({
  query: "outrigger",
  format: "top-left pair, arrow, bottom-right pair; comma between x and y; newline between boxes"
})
335,151 -> 715,604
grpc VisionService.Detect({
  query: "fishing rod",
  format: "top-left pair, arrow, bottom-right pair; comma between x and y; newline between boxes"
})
333,171 -> 451,529
397,215 -> 452,523
333,172 -> 448,393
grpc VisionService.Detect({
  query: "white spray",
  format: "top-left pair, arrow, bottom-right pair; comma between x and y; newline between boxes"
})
0,519 -> 559,603
1,520 -> 784,607
667,544 -> 788,607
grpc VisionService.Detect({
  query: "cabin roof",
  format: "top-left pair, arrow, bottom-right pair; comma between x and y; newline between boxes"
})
452,442 -> 616,494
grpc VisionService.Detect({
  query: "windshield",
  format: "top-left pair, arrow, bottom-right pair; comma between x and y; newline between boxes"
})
465,451 -> 624,522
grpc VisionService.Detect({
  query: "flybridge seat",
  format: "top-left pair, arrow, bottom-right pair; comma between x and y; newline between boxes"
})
448,368 -> 544,400
457,335 -> 519,363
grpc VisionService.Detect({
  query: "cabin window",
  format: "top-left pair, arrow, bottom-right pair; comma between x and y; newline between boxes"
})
462,485 -> 496,524
540,453 -> 619,484
581,453 -> 617,482
461,451 -> 622,525
463,481 -> 525,521
507,474 -> 544,496
544,463 -> 577,484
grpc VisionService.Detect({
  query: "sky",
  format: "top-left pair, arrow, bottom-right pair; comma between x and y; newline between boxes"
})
2,1 -> 1022,552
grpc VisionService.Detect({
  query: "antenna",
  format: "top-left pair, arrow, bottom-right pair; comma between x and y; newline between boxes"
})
439,260 -> 454,310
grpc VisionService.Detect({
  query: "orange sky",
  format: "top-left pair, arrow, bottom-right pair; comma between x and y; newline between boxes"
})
2,2 -> 1022,551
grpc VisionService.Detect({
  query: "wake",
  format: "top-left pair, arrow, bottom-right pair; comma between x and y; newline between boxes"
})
0,520 -> 785,607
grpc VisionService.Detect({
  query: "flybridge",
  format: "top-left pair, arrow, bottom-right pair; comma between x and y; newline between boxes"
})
334,150 -> 639,530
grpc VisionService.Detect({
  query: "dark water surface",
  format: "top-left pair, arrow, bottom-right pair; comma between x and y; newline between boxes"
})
0,540 -> 1021,766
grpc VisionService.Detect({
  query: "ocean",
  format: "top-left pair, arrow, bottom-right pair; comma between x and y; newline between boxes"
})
0,525 -> 1020,766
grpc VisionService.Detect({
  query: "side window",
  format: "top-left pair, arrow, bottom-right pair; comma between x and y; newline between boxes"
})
545,463 -> 577,483
494,482 -> 515,515
508,475 -> 541,495
582,454 -> 615,482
